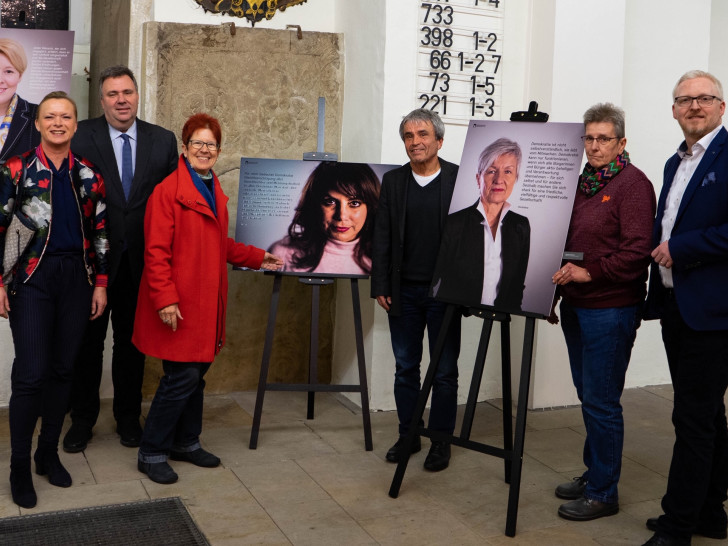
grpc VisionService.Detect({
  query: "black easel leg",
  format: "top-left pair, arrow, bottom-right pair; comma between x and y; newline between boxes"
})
249,274 -> 283,449
351,279 -> 373,451
505,317 -> 535,537
501,318 -> 513,482
308,284 -> 320,420
460,319 -> 494,440
389,304 -> 456,498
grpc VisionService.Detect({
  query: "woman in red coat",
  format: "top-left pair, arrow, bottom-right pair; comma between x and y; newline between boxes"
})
132,113 -> 282,484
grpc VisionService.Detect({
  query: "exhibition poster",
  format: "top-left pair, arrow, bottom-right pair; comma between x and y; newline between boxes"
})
236,158 -> 398,278
431,119 -> 584,317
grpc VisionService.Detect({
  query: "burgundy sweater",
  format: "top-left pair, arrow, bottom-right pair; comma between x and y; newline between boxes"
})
560,163 -> 656,309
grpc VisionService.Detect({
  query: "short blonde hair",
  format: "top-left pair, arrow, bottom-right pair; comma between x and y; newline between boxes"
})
37,91 -> 78,120
673,70 -> 724,100
0,38 -> 28,75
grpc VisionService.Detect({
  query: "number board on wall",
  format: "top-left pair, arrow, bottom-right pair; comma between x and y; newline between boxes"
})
417,0 -> 504,125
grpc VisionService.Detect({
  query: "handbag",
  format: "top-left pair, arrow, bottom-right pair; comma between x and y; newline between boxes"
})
2,160 -> 36,284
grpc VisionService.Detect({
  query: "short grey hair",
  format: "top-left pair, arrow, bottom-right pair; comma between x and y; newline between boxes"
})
399,108 -> 445,141
98,65 -> 138,95
583,103 -> 626,139
477,138 -> 522,177
672,70 -> 724,100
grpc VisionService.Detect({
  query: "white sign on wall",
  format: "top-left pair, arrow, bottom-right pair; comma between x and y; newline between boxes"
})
416,0 -> 504,125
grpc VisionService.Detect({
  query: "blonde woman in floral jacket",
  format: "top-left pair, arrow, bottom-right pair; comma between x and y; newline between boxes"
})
0,91 -> 108,509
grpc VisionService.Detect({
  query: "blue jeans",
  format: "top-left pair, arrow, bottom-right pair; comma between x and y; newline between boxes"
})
388,283 -> 461,436
138,360 -> 211,463
560,301 -> 640,504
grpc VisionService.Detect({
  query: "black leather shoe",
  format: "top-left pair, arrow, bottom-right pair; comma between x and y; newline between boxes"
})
642,533 -> 690,546
10,458 -> 37,509
137,461 -> 178,484
558,497 -> 618,521
647,516 -> 727,540
555,476 -> 587,499
424,441 -> 451,472
116,420 -> 143,448
63,423 -> 93,453
385,436 -> 421,463
34,449 -> 72,488
170,448 -> 220,468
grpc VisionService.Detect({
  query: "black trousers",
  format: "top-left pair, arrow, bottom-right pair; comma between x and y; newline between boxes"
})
8,254 -> 93,458
657,293 -> 728,540
69,252 -> 145,427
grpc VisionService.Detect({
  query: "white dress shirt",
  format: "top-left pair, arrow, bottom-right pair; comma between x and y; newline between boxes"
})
479,200 -> 510,306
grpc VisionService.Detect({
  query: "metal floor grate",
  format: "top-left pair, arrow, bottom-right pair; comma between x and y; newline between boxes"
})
0,496 -> 209,545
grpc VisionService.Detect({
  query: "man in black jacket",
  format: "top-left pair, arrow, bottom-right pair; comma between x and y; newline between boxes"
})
371,109 -> 461,471
64,66 -> 178,452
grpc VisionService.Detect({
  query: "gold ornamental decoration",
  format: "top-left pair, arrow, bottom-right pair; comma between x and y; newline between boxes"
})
193,0 -> 308,26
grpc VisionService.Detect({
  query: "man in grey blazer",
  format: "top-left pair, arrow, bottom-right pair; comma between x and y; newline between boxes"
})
371,109 -> 461,471
64,66 -> 178,452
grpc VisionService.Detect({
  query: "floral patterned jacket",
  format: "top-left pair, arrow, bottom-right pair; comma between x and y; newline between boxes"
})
0,145 -> 109,287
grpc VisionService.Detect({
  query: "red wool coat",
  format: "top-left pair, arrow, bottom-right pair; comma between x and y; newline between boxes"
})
132,156 -> 265,362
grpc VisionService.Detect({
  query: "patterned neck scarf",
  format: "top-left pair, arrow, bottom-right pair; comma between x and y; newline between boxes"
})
0,94 -> 19,151
579,150 -> 630,196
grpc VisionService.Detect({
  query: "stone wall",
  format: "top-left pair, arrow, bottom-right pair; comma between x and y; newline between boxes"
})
89,0 -> 131,117
139,22 -> 344,395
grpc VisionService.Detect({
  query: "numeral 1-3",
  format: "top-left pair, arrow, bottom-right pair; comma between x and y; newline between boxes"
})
471,97 -> 495,117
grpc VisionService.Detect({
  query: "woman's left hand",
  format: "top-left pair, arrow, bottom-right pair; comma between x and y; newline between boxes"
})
159,303 -> 183,331
552,263 -> 591,285
90,286 -> 107,319
261,252 -> 284,271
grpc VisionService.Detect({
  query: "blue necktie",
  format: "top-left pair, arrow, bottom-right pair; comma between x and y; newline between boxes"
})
120,133 -> 133,200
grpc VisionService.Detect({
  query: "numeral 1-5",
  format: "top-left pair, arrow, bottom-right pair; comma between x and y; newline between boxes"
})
471,75 -> 495,95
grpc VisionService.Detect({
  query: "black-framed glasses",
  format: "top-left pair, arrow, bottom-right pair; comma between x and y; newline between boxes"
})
187,139 -> 219,151
674,95 -> 722,108
581,136 -> 619,145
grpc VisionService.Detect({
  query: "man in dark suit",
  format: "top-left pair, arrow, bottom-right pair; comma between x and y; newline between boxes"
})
63,66 -> 178,452
431,138 -> 530,313
643,70 -> 728,546
371,108 -> 461,472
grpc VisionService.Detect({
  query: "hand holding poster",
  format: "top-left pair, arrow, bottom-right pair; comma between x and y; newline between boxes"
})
431,120 -> 584,317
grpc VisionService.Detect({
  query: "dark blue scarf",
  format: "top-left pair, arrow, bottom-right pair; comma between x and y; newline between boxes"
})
184,157 -> 217,216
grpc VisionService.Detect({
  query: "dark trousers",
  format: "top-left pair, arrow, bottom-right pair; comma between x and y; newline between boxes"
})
138,360 -> 211,463
69,252 -> 145,427
388,283 -> 461,436
8,254 -> 93,458
657,293 -> 728,540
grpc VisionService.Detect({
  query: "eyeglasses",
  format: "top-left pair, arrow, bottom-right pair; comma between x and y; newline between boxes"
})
673,95 -> 722,108
581,136 -> 619,145
187,139 -> 219,151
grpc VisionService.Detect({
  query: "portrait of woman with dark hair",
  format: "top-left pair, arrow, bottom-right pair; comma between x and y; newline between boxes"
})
269,161 -> 381,275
